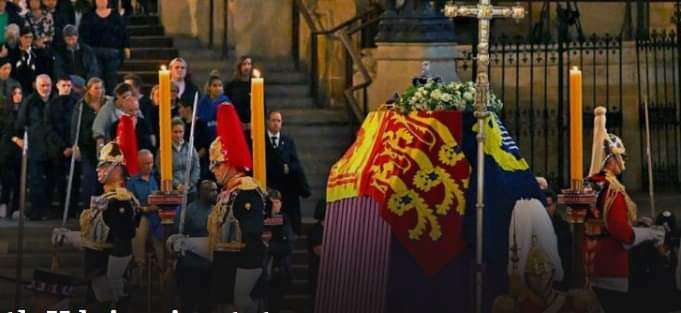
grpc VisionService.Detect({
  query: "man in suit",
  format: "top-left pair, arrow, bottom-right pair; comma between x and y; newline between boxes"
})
266,111 -> 310,235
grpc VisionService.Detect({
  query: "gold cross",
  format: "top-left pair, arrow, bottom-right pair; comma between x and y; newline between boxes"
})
443,1 -> 525,114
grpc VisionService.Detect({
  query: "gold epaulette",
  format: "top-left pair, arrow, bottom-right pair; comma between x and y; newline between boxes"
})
603,172 -> 638,226
102,188 -> 134,201
229,176 -> 260,192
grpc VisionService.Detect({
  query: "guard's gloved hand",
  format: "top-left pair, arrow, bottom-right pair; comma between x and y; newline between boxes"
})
167,234 -> 188,256
52,228 -> 83,249
625,226 -> 666,250
166,234 -> 211,260
52,228 -> 69,246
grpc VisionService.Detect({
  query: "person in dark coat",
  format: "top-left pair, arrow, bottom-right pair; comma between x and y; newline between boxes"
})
0,84 -> 22,217
53,24 -> 99,80
108,82 -> 153,153
8,26 -> 50,92
263,189 -> 295,313
0,57 -> 19,98
72,77 -> 107,215
44,0 -> 75,49
265,111 -> 310,235
178,97 -> 212,180
13,74 -> 53,220
78,0 -> 130,93
169,57 -> 200,108
45,76 -> 78,217
175,179 -> 217,313
224,55 -> 253,129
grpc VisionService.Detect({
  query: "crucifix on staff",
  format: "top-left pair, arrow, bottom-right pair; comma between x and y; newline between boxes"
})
442,1 -> 525,313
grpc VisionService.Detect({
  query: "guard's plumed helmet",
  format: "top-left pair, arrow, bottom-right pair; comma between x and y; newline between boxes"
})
98,141 -> 125,168
589,107 -> 627,175
209,103 -> 252,171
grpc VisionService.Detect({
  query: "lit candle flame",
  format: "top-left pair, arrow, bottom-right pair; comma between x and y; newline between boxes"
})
161,65 -> 167,71
253,69 -> 261,78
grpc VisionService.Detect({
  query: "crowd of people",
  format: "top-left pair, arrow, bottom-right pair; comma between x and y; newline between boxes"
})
0,1 -> 326,311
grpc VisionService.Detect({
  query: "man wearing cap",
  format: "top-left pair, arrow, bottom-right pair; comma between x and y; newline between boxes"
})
167,104 -> 266,313
585,106 -> 666,311
8,25 -> 49,92
52,141 -> 138,309
54,24 -> 99,81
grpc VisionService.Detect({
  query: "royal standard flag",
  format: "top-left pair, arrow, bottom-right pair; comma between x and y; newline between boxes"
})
328,110 -> 471,275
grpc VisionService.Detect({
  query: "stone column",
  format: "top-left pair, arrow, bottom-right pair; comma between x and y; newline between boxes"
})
367,0 -> 460,110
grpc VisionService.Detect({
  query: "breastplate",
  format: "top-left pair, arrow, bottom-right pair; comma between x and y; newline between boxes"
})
79,195 -> 112,250
210,191 -> 245,252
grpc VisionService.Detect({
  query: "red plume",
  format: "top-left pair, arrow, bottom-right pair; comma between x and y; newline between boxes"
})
216,103 -> 252,170
117,115 -> 139,175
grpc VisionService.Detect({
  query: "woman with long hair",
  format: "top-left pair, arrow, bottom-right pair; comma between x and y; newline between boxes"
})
0,85 -> 23,218
71,77 -> 111,215
225,55 -> 254,130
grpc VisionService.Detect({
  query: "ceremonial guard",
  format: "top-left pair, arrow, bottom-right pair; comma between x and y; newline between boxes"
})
168,104 -> 266,313
52,141 -> 138,310
585,107 -> 665,311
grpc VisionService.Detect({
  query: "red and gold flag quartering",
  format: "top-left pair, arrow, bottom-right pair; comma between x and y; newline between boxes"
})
328,110 -> 470,275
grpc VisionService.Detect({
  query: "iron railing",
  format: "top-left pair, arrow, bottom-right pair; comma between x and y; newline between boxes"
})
637,27 -> 681,190
457,34 -> 624,188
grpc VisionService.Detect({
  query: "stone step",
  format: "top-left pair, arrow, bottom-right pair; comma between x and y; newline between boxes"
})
0,252 -> 82,268
282,293 -> 312,312
2,238 -> 81,253
117,70 -> 308,86
179,48 -> 229,60
181,58 -> 298,72
267,84 -> 309,97
128,25 -> 165,37
129,35 -> 174,48
276,109 -> 349,126
127,14 -> 160,26
267,97 -> 316,109
121,59 -> 172,71
131,47 -> 178,60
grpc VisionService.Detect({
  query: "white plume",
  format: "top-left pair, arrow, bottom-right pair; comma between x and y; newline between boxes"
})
508,198 -> 564,283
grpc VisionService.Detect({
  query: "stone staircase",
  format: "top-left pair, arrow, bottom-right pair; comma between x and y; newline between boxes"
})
0,14 -> 353,313
118,15 -> 178,90
172,36 -> 354,219
172,35 -> 354,313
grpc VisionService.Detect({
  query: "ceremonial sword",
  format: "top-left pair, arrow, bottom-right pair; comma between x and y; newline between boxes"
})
62,100 -> 85,226
178,92 -> 199,235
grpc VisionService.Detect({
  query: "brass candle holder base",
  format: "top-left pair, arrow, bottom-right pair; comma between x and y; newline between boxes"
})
148,184 -> 185,225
